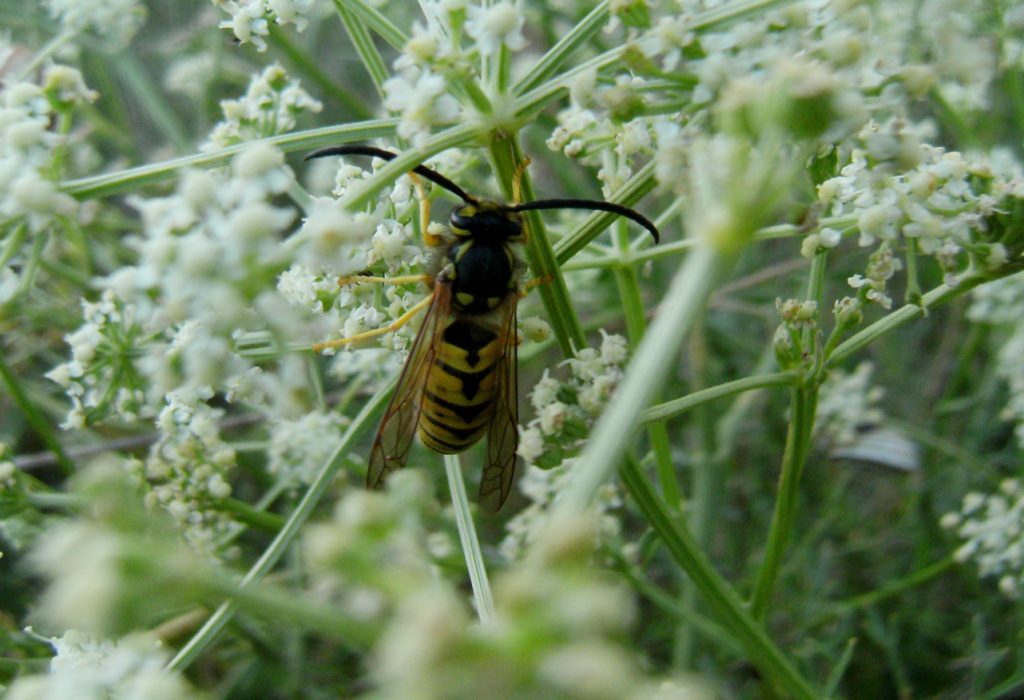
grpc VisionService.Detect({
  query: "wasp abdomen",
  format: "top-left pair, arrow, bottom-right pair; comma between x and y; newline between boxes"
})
417,319 -> 504,454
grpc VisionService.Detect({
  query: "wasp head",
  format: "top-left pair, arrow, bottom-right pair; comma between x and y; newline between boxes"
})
450,201 -> 525,243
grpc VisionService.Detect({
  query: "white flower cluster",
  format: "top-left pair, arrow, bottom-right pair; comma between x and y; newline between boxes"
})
206,63 -> 323,149
266,410 -> 349,489
213,0 -> 319,52
0,442 -> 16,491
818,120 -> 1020,294
133,402 -> 240,561
382,1 -> 529,146
0,67 -> 93,238
46,141 -> 325,556
814,362 -> 886,447
502,331 -> 629,561
283,154 -> 435,360
942,479 -> 1024,598
553,2 -> 883,188
304,470 -> 438,621
4,630 -> 195,700
50,144 -> 299,426
44,0 -> 146,49
44,291 -> 155,430
969,272 -> 1024,450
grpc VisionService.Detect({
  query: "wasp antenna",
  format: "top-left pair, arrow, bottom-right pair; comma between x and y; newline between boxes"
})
513,198 -> 660,243
306,145 -> 477,204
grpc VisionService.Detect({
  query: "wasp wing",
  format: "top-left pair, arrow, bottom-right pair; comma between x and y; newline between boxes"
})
367,281 -> 452,490
478,298 -> 519,512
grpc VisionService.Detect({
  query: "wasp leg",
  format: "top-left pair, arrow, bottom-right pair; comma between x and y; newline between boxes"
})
522,275 -> 553,293
408,171 -> 444,249
313,292 -> 434,353
336,273 -> 430,287
511,156 -> 532,206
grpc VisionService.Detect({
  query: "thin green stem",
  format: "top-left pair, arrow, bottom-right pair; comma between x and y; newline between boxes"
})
216,496 -> 287,533
513,1 -> 610,95
803,250 -> 828,347
488,135 -> 586,355
829,266 -> 1023,367
606,546 -> 742,656
0,352 -> 75,477
750,381 -> 818,619
0,221 -> 29,269
167,377 -> 394,672
112,56 -> 191,154
334,0 -> 390,99
687,0 -> 803,31
612,224 -> 679,508
12,29 -> 77,81
336,0 -> 409,50
551,245 -> 728,515
62,119 -> 402,200
444,454 -> 495,624
619,459 -> 820,699
814,556 -> 956,622
200,569 -> 376,648
641,371 -> 797,424
553,161 -> 659,265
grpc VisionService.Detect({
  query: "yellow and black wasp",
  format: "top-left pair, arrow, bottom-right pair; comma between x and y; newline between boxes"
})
307,145 -> 660,511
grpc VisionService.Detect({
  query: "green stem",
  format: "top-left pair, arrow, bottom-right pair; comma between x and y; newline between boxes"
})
333,0 -> 390,99
0,351 -> 75,477
815,556 -> 956,621
444,454 -> 495,624
829,267 -> 1023,367
750,381 -> 819,620
336,0 -> 409,49
513,1 -> 610,94
551,246 -> 727,514
200,567 -> 376,648
606,545 -> 741,656
487,135 -> 586,355
803,250 -> 828,347
112,55 -> 191,154
553,161 -> 659,265
216,496 -> 287,532
619,459 -> 820,699
612,224 -> 679,508
61,119 -> 403,200
641,371 -> 797,424
167,377 -> 394,672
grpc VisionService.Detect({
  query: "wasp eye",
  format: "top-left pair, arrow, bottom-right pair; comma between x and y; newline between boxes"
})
450,205 -> 477,234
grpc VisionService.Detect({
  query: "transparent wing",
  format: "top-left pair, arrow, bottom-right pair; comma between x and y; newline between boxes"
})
367,281 -> 451,490
478,299 -> 519,512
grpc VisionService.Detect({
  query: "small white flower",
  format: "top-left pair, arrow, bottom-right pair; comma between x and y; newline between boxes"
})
530,371 -> 561,411
383,71 -> 461,147
292,198 -> 376,273
538,402 -> 568,435
465,1 -> 528,57
44,0 -> 146,48
220,4 -> 270,51
42,65 -> 99,106
3,171 -> 78,231
517,425 -> 545,463
521,317 -> 552,343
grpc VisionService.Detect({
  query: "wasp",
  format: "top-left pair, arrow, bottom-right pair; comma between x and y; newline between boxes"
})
307,145 -> 660,510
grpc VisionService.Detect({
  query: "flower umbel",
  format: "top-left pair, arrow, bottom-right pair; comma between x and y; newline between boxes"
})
942,479 -> 1024,599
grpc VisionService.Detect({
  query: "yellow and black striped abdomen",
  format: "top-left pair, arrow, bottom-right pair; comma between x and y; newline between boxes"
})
417,318 -> 504,454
